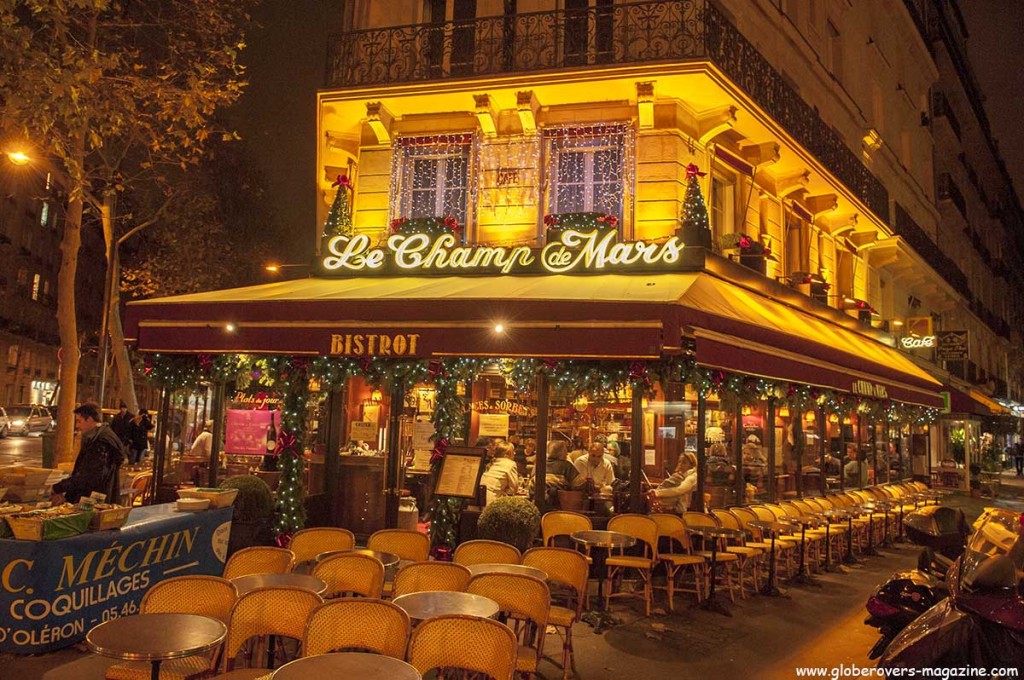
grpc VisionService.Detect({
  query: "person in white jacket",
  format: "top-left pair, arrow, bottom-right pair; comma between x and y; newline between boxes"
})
650,451 -> 699,514
481,440 -> 520,504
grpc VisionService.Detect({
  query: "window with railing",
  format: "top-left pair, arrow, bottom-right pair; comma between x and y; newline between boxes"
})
392,134 -> 472,236
544,124 -> 630,227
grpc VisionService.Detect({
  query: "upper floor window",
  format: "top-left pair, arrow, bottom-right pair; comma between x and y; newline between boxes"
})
31,273 -> 40,301
393,134 -> 472,235
710,175 -> 736,237
544,124 -> 631,225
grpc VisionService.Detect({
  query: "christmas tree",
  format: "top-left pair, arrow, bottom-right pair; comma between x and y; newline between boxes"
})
680,163 -> 713,249
321,174 -> 353,239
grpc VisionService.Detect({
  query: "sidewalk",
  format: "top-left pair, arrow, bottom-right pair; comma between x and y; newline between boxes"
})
6,489 -> 1022,680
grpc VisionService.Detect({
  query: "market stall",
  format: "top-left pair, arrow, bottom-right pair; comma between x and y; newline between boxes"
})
0,503 -> 232,654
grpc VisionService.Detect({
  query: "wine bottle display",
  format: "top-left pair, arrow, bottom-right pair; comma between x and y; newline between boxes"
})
266,411 -> 277,453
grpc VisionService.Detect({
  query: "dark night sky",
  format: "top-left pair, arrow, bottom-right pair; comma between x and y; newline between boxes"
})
231,1 -> 1024,258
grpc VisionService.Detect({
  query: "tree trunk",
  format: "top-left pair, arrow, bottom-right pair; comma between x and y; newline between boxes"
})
109,249 -> 139,412
56,186 -> 84,461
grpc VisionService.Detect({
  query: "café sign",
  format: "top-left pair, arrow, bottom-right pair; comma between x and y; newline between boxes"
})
900,335 -> 935,350
321,230 -> 695,277
852,379 -> 889,399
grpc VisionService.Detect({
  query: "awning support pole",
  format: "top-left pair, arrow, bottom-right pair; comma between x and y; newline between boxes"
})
695,391 -> 706,511
324,384 -> 345,526
630,385 -> 644,513
207,381 -> 226,488
534,371 -> 549,514
767,399 -> 777,503
818,407 -> 827,497
733,406 -> 744,506
838,409 -> 847,493
384,385 -> 405,529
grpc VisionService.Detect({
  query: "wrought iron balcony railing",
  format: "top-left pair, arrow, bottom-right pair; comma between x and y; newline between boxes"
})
327,0 -> 888,220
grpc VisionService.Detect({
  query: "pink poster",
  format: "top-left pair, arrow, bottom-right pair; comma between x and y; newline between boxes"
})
225,409 -> 277,455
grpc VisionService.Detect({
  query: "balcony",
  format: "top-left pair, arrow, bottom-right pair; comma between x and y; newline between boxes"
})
327,0 -> 888,220
937,173 -> 968,222
931,91 -> 961,140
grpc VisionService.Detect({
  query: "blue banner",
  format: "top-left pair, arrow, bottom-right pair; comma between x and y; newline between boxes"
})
0,503 -> 232,654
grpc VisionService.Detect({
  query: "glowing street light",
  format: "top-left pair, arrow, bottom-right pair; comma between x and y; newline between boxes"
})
5,150 -> 31,166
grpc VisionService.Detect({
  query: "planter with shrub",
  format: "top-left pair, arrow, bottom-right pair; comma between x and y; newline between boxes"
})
476,496 -> 541,553
219,475 -> 274,555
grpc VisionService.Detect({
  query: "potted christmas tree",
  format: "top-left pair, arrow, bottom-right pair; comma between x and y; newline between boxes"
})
678,163 -> 713,249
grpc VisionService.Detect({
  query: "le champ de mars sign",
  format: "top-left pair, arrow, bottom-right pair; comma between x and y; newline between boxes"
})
319,230 -> 702,276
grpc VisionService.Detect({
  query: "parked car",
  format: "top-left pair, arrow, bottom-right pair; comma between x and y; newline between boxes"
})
5,404 -> 54,436
0,406 -> 10,438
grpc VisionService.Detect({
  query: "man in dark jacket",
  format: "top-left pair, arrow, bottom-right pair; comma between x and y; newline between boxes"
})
109,402 -> 133,446
52,402 -> 126,503
127,409 -> 154,464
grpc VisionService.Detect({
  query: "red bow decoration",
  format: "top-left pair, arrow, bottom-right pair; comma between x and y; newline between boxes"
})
332,174 -> 352,189
542,358 -> 559,372
198,354 -> 213,374
543,214 -> 560,227
430,437 -> 450,465
277,430 -> 298,453
275,532 -> 293,548
712,370 -> 726,387
441,215 -> 460,232
143,366 -> 153,376
289,357 -> 310,372
629,361 -> 651,387
428,360 -> 446,378
685,163 -> 707,180
739,235 -> 752,249
359,357 -> 374,372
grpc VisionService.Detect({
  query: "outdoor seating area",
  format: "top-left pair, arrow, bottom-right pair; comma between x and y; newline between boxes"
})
75,481 -> 946,680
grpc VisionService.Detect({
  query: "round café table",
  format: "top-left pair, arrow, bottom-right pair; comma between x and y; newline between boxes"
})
316,548 -> 400,570
819,509 -> 851,573
748,520 -> 793,597
467,563 -> 547,580
231,573 -> 327,597
271,652 -> 421,680
685,526 -> 745,616
392,591 -> 499,622
784,516 -> 823,587
571,530 -> 636,632
86,613 -> 226,680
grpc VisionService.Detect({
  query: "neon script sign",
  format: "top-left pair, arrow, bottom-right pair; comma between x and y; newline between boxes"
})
320,230 -> 691,276
900,335 -> 935,349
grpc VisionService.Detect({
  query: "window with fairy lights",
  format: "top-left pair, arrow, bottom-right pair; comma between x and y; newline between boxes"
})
543,124 -> 632,232
392,134 -> 472,240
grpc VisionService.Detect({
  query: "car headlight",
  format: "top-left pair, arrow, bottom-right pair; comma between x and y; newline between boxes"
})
12,419 -> 25,426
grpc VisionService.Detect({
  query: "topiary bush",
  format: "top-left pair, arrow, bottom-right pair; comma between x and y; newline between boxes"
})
476,496 -> 541,553
220,475 -> 274,553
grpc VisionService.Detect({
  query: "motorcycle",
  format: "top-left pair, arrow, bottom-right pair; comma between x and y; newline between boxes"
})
878,507 -> 1024,669
864,506 -> 969,660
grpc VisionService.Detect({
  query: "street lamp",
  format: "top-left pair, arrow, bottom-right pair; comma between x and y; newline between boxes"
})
5,150 -> 31,166
264,262 -> 313,277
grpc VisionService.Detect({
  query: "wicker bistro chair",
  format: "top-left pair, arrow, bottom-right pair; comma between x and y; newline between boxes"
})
467,572 -> 551,679
312,552 -> 385,599
649,513 -> 707,612
288,527 -> 355,567
541,511 -> 592,550
392,561 -> 472,598
408,614 -> 518,680
223,547 -> 294,581
604,514 -> 658,616
712,509 -> 766,594
523,547 -> 589,679
303,599 -> 410,658
106,576 -> 237,680
211,586 -> 323,679
682,512 -> 741,603
367,528 -> 430,562
453,539 -> 522,566
731,506 -> 798,578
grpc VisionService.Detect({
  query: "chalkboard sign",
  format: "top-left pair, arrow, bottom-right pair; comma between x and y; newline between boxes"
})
434,446 -> 486,498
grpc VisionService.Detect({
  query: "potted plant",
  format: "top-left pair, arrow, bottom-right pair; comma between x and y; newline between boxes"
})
719,233 -> 770,275
390,215 -> 461,240
476,496 -> 541,553
219,475 -> 274,555
544,211 -> 618,244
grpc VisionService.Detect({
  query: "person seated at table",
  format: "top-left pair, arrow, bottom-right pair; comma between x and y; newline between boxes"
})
607,441 -> 630,481
648,451 -> 698,514
52,402 -> 126,503
844,450 -> 868,488
480,440 -> 519,504
574,441 -> 616,492
190,420 -> 214,459
530,440 -> 582,505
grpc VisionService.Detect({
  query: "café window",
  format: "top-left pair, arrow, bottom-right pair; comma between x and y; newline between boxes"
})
709,174 -> 736,237
394,134 -> 472,236
545,124 -> 630,227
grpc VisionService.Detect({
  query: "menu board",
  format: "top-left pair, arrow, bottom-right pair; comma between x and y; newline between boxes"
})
225,409 -> 275,455
434,446 -> 486,498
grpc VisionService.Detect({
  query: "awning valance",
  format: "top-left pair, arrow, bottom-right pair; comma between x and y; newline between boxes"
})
125,271 -> 942,407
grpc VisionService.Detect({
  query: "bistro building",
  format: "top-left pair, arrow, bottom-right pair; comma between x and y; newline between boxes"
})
124,0 -> 1022,537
